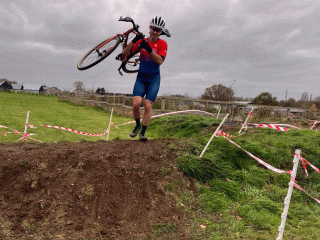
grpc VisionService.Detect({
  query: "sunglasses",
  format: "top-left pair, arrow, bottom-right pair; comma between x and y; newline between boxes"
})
151,26 -> 162,32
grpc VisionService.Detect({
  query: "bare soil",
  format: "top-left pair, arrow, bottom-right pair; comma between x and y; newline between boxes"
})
0,139 -> 197,240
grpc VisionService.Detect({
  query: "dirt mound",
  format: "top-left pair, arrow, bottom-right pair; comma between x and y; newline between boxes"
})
0,139 -> 196,239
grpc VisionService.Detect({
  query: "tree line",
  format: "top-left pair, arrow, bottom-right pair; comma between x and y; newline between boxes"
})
201,84 -> 320,109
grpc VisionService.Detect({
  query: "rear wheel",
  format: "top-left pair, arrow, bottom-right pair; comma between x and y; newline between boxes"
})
122,52 -> 140,73
77,36 -> 121,70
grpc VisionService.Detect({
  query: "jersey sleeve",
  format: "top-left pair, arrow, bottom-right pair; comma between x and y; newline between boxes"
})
157,40 -> 168,58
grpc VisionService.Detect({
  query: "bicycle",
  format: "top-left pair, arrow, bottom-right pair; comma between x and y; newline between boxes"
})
77,16 -> 171,75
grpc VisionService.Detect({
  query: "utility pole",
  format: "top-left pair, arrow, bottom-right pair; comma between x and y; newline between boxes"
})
285,90 -> 288,101
230,80 -> 236,89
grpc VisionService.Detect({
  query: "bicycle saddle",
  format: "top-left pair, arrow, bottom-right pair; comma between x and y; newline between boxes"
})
161,28 -> 171,37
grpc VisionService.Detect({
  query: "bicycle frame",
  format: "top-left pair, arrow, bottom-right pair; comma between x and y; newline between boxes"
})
115,28 -> 141,75
77,16 -> 170,73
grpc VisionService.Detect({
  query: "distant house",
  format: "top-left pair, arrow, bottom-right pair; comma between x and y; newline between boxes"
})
22,84 -> 45,94
11,84 -> 23,92
0,81 -> 12,91
43,86 -> 61,95
70,88 -> 89,97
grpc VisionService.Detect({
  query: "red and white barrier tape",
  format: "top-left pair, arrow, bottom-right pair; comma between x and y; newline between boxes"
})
217,130 -> 235,138
39,125 -> 109,136
272,123 -> 301,130
296,153 -> 320,176
116,110 -> 216,127
0,125 -> 21,135
292,182 -> 320,204
218,134 -> 320,204
248,123 -> 288,132
16,133 -> 44,143
221,136 -> 287,174
110,122 -> 118,128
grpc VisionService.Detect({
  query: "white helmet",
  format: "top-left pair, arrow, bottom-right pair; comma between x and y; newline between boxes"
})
150,16 -> 165,30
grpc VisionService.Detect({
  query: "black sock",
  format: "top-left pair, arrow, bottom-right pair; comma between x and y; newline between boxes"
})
141,125 -> 147,135
135,118 -> 141,127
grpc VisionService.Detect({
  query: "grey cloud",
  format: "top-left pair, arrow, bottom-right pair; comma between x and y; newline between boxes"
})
1,0 -> 320,100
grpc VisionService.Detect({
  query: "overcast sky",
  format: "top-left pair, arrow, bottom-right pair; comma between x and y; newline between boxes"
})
1,0 -> 320,100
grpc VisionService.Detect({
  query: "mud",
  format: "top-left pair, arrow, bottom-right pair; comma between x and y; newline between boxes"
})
0,139 -> 197,239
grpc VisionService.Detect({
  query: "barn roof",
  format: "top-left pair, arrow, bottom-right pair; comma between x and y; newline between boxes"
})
22,84 -> 44,91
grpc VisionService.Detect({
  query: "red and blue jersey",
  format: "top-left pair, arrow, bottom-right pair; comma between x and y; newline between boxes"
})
131,38 -> 168,74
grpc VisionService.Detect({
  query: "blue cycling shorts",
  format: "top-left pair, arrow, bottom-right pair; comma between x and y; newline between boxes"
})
132,72 -> 160,102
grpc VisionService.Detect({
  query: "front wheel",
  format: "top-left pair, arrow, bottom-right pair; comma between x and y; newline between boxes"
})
77,36 -> 121,70
122,52 -> 140,73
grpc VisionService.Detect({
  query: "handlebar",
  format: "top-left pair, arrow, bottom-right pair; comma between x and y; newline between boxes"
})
119,16 -> 144,38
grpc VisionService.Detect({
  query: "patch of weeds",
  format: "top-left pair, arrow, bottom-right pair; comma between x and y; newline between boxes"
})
243,184 -> 262,198
177,154 -> 218,182
237,200 -> 280,230
77,168 -> 85,175
233,167 -> 269,188
272,173 -> 290,188
250,197 -> 281,214
150,222 -> 177,237
197,184 -> 231,213
208,178 -> 244,201
79,185 -> 94,201
164,183 -> 173,191
161,167 -> 171,176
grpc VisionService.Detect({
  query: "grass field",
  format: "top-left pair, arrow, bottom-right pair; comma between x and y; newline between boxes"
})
1,91 -> 320,239
0,91 -> 136,142
0,91 -> 220,143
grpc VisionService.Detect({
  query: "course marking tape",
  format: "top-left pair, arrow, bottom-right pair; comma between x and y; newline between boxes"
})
0,125 -> 21,135
40,125 -> 109,136
17,133 -> 43,143
292,182 -> 320,204
218,134 -> 320,204
273,124 -> 301,130
296,153 -> 320,176
248,123 -> 288,131
116,110 -> 217,127
217,130 -> 235,138
221,136 -> 287,174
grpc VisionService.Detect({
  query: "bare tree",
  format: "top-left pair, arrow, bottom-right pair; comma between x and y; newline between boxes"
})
201,84 -> 234,101
73,81 -> 84,91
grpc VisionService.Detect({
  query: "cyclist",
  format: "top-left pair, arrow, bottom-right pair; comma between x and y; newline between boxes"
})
122,16 -> 168,141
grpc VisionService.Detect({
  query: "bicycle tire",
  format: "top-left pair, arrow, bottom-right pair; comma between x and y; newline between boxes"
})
122,52 -> 140,73
77,36 -> 121,70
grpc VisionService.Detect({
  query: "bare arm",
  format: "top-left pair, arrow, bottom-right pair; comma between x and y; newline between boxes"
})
122,41 -> 134,56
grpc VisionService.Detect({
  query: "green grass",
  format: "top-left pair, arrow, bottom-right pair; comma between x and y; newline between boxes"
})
1,91 -> 320,239
0,91 -> 135,142
0,91 -> 218,143
176,128 -> 320,239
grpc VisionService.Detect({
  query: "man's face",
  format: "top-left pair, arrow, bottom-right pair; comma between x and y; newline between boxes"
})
149,25 -> 162,38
